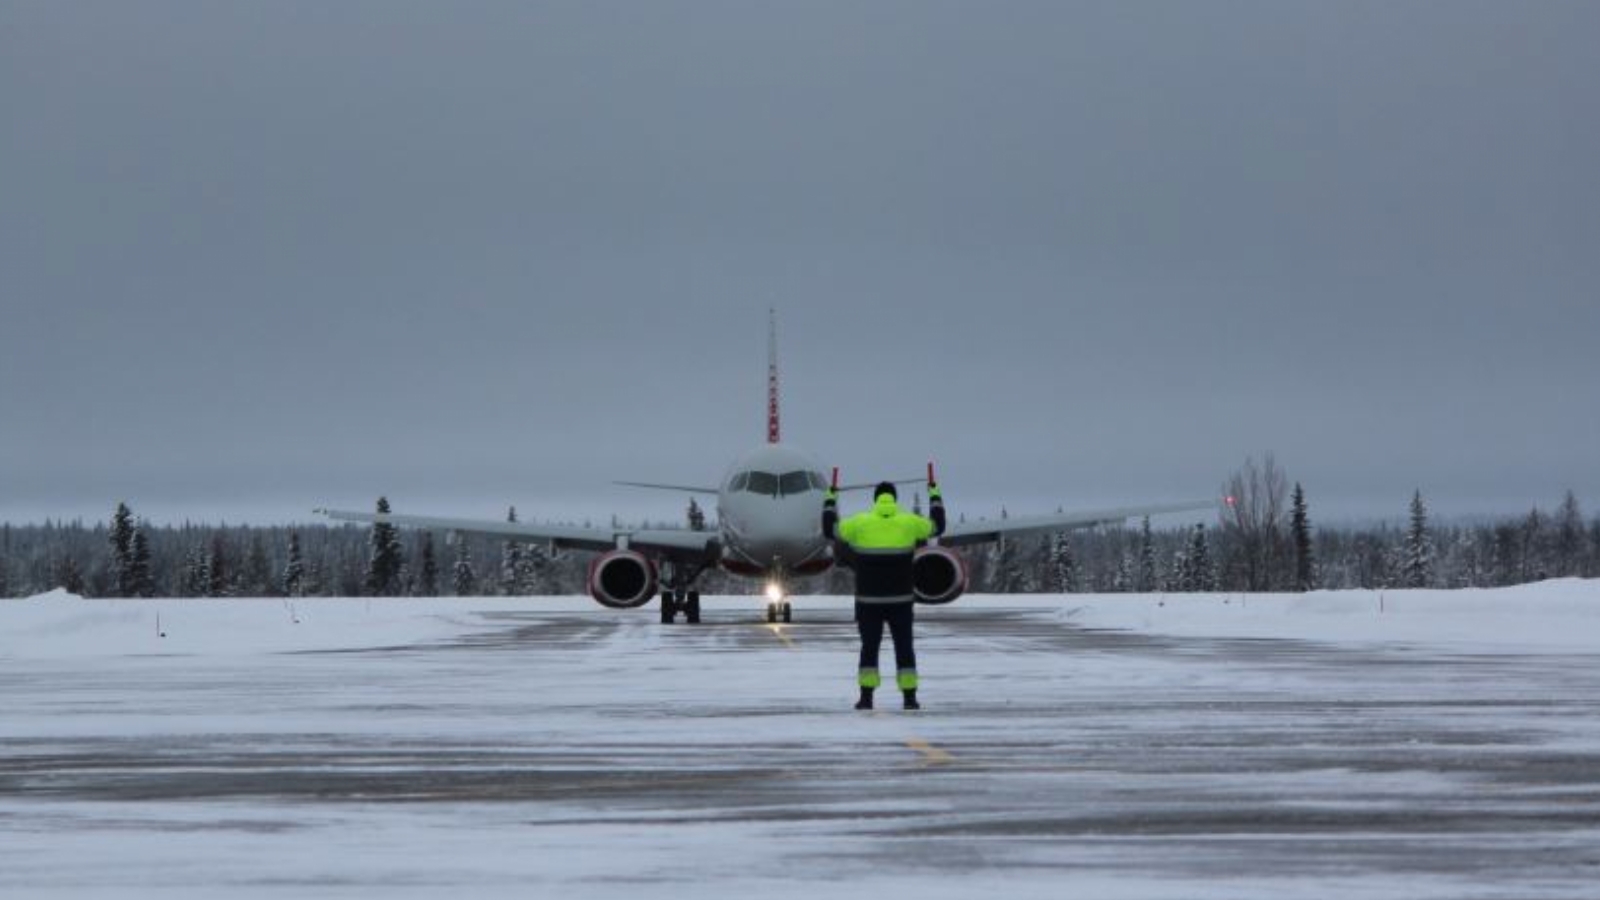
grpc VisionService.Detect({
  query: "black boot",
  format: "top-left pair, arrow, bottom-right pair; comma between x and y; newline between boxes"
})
902,689 -> 921,710
855,687 -> 874,710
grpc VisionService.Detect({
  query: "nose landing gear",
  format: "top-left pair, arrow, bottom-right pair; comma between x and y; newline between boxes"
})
764,581 -> 792,624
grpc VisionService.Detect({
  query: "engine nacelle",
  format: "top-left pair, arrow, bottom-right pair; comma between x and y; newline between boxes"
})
913,545 -> 967,605
587,550 -> 658,609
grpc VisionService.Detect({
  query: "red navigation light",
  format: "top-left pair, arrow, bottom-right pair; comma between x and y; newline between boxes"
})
1225,495 -> 1237,507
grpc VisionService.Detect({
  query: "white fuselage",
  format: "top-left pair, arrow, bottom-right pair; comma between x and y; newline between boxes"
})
713,443 -> 833,583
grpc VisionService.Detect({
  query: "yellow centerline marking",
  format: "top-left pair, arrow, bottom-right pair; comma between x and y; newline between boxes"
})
764,623 -> 796,649
906,737 -> 955,765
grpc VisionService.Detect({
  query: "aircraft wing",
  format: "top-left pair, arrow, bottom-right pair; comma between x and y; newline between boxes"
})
315,509 -> 717,557
613,481 -> 721,494
938,500 -> 1217,548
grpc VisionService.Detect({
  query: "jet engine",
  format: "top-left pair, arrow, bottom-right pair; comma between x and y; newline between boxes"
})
913,545 -> 967,605
587,550 -> 658,609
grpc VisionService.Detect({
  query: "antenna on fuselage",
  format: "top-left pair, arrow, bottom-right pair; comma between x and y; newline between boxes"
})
767,307 -> 780,444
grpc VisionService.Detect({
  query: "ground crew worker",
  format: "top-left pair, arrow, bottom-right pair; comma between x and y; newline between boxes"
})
823,478 -> 945,710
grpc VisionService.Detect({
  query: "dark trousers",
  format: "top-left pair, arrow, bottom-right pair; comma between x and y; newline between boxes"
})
857,601 -> 915,680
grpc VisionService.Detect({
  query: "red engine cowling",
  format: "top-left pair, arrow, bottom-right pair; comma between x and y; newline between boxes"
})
587,550 -> 658,609
913,546 -> 967,605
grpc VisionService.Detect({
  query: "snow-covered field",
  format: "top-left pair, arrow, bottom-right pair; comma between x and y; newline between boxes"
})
3,583 -> 1599,899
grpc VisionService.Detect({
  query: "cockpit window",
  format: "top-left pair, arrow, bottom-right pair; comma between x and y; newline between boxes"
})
745,471 -> 779,496
808,471 -> 828,491
728,471 -> 750,492
779,471 -> 813,496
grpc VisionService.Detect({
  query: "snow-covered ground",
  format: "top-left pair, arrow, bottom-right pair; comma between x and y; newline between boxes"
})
3,583 -> 1599,899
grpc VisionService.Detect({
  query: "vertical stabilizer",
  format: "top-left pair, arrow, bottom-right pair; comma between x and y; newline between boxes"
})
767,308 -> 781,444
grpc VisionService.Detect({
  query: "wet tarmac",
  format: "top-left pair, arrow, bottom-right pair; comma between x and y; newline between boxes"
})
3,598 -> 1599,898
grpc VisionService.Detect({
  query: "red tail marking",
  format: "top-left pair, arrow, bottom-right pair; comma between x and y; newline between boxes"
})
767,309 -> 780,444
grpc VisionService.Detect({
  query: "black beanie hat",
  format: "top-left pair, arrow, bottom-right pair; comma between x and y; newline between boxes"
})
874,481 -> 898,500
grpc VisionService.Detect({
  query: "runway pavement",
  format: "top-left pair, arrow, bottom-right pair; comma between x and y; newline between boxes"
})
3,596 -> 1599,898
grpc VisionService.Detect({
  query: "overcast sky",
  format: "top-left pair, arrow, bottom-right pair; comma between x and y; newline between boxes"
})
3,1 -> 1597,528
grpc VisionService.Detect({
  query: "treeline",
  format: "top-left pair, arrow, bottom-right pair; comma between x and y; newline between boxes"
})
2,467 -> 1597,599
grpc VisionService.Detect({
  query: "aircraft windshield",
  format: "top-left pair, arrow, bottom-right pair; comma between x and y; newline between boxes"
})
745,471 -> 779,496
778,471 -> 813,496
728,471 -> 750,492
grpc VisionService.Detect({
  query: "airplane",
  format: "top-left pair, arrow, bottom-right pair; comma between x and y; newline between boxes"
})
318,312 -> 1214,624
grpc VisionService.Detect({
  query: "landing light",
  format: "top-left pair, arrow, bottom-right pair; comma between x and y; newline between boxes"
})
765,582 -> 784,602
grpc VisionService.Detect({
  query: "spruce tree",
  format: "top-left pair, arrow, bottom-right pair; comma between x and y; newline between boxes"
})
687,498 -> 706,532
1403,490 -> 1433,588
109,502 -> 136,597
1049,532 -> 1077,593
499,506 -> 523,596
0,552 -> 8,599
418,532 -> 439,597
1185,524 -> 1214,591
1519,507 -> 1547,583
1137,516 -> 1157,592
1291,482 -> 1315,591
1553,491 -> 1583,577
364,497 -> 404,597
208,534 -> 231,597
282,531 -> 305,597
452,536 -> 477,596
243,534 -> 273,597
1588,520 -> 1600,579
129,524 -> 155,598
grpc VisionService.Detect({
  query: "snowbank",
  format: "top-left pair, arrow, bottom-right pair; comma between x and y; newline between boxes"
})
1060,578 -> 1600,652
0,595 -> 539,660
2,581 -> 1595,660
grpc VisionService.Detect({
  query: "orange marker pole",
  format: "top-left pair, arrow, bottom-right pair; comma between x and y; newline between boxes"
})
927,461 -> 936,487
831,467 -> 840,492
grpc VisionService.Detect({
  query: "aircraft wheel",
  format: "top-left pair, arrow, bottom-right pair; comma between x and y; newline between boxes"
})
781,602 -> 792,624
686,591 -> 701,624
766,604 -> 777,624
661,591 -> 678,624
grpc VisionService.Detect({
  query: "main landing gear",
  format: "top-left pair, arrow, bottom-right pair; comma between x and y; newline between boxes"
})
660,589 -> 701,625
765,600 -> 792,624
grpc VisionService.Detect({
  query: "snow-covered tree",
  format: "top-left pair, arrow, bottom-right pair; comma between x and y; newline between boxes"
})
1137,516 -> 1157,592
242,533 -> 274,597
1519,506 -> 1548,583
129,524 -> 155,598
499,506 -> 522,596
687,498 -> 707,532
517,540 -> 552,595
109,502 -> 136,598
1048,532 -> 1077,593
208,534 -> 232,597
452,536 -> 477,596
181,545 -> 208,597
1183,524 -> 1214,591
364,497 -> 404,597
1553,491 -> 1584,578
0,553 -> 9,598
282,531 -> 305,597
418,532 -> 439,597
1291,482 -> 1314,592
1402,490 -> 1433,588
1112,552 -> 1135,593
